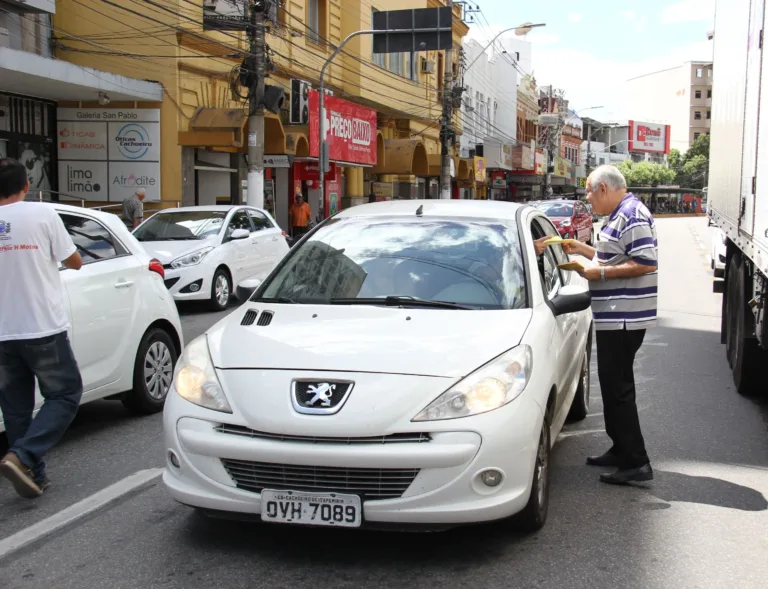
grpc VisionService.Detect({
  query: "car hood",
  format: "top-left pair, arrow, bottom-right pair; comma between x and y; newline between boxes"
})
207,305 -> 533,378
138,237 -> 217,264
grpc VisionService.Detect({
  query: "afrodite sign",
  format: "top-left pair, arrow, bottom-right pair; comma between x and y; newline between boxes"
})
308,90 -> 377,166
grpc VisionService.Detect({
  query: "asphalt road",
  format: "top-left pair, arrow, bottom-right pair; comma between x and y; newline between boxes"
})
1,217 -> 766,589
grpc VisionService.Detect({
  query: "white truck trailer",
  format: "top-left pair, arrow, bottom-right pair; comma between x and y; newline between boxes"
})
708,0 -> 768,396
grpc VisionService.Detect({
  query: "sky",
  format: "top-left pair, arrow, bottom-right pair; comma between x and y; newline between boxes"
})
465,0 -> 716,121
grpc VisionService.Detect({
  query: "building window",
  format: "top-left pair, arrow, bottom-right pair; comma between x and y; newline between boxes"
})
371,10 -> 386,67
404,52 -> 415,80
694,132 -> 701,140
695,111 -> 702,120
706,110 -> 711,120
696,68 -> 703,78
707,89 -> 712,98
695,90 -> 702,99
307,0 -> 326,44
388,52 -> 403,76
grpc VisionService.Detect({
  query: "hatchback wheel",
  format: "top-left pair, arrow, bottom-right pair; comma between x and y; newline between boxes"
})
568,348 -> 590,421
123,328 -> 177,414
513,417 -> 551,532
210,268 -> 232,311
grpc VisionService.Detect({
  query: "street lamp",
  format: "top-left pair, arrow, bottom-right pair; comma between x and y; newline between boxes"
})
464,22 -> 547,72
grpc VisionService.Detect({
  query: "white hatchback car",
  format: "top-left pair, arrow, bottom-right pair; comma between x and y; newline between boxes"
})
0,204 -> 184,434
133,206 -> 289,311
711,227 -> 726,278
163,200 -> 593,532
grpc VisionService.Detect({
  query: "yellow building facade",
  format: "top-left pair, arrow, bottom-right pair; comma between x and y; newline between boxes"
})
50,0 -> 467,225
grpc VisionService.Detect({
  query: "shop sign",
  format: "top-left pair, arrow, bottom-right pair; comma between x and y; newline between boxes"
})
554,156 -> 569,178
628,120 -> 671,154
511,145 -> 534,170
263,155 -> 291,168
502,144 -> 513,169
577,177 -> 587,188
202,0 -> 248,31
534,149 -> 546,175
372,181 -> 393,200
474,156 -> 487,183
57,108 -> 161,201
491,171 -> 506,188
309,91 -> 377,166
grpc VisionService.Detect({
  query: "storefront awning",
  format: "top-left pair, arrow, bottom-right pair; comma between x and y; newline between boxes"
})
374,139 -> 429,176
178,107 -> 285,154
0,47 -> 163,102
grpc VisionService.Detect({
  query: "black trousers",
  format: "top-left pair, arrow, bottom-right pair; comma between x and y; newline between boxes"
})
595,328 -> 650,469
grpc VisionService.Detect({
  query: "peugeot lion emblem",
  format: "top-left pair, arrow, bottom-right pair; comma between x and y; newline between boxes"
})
291,380 -> 354,415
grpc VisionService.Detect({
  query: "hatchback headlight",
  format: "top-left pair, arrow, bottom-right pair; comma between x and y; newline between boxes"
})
173,336 -> 232,413
413,345 -> 533,421
171,247 -> 214,269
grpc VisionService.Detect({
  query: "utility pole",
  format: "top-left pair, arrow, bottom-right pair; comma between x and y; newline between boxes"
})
439,0 -> 453,200
246,0 -> 267,208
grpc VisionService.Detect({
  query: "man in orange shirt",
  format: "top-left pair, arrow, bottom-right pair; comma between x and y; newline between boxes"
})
289,193 -> 311,238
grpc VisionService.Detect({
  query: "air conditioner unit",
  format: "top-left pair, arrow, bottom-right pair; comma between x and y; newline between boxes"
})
421,59 -> 435,74
290,79 -> 311,124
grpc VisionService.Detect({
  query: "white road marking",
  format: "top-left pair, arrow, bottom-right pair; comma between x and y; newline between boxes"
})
557,428 -> 606,440
0,468 -> 162,560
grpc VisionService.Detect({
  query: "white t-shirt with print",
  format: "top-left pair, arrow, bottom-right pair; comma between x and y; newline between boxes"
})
0,201 -> 76,341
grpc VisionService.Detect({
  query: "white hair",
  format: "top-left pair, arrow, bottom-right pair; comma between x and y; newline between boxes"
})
135,188 -> 146,195
588,165 -> 627,192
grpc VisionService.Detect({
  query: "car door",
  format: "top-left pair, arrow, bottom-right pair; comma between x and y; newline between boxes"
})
58,212 -> 144,397
247,208 -> 286,275
573,202 -> 587,242
532,216 -> 582,413
222,208 -> 256,284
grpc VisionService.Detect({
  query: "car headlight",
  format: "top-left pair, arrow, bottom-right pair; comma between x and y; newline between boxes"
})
171,247 -> 214,269
413,345 -> 533,421
560,219 -> 572,227
173,335 -> 232,413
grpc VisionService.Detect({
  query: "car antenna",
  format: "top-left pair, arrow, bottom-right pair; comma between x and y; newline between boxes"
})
415,205 -> 423,217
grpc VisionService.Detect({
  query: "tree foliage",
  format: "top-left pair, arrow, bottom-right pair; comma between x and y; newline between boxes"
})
616,160 -> 676,187
668,134 -> 710,188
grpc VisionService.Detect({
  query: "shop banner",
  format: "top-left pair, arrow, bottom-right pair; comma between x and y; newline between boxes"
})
534,149 -> 546,175
491,171 -> 506,188
372,182 -> 393,200
628,120 -> 671,154
554,156 -> 569,178
309,90 -> 377,166
511,145 -> 534,170
474,156 -> 487,183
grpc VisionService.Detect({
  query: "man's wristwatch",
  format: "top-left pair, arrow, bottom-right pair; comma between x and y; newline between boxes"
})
600,266 -> 607,281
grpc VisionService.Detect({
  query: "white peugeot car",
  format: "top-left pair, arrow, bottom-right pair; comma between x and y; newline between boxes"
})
0,204 -> 184,434
163,200 -> 593,532
133,206 -> 289,311
711,227 -> 726,278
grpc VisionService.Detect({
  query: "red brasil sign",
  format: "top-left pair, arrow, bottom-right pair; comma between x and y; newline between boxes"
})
309,90 -> 377,166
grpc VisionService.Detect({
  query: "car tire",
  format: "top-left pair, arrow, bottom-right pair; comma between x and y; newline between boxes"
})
123,328 -> 178,414
513,416 -> 551,533
568,348 -> 590,421
210,267 -> 232,312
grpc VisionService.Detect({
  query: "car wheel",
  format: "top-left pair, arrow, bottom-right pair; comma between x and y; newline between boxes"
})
210,268 -> 232,312
123,328 -> 177,414
568,348 -> 590,421
513,417 -> 551,533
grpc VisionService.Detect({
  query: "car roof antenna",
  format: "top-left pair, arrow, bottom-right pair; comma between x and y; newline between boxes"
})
415,205 -> 423,217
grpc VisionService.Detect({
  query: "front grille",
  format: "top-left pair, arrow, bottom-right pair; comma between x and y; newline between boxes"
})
215,424 -> 431,445
221,459 -> 419,500
164,277 -> 180,289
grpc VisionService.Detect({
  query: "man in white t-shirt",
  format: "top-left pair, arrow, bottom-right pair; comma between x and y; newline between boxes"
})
0,158 -> 84,499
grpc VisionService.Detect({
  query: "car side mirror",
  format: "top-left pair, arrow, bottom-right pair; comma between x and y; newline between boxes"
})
230,228 -> 250,240
235,277 -> 262,303
550,284 -> 591,316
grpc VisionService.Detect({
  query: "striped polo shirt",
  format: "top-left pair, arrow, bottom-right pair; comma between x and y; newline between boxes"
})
590,193 -> 658,331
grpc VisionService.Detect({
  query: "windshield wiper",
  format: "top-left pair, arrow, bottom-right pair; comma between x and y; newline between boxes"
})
330,296 -> 472,310
251,296 -> 297,304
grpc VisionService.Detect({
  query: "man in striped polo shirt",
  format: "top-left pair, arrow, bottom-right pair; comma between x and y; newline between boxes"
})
561,165 -> 657,485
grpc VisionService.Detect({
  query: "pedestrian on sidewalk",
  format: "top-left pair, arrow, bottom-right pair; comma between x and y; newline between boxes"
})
122,188 -> 145,231
289,192 -> 311,239
534,165 -> 657,485
0,158 -> 84,498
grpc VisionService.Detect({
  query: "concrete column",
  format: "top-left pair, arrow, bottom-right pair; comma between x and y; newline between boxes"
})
276,167 -> 290,231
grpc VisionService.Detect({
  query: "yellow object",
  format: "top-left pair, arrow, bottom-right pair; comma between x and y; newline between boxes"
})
557,261 -> 585,272
543,236 -> 576,246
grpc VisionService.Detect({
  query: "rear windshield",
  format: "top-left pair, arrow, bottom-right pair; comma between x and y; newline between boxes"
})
133,211 -> 226,241
259,216 -> 528,310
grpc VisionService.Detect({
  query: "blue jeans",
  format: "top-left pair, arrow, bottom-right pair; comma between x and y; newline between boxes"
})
0,331 -> 83,482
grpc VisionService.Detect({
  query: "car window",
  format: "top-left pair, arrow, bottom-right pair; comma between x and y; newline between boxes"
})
248,209 -> 274,231
133,210 -> 226,241
530,219 -> 561,298
536,202 -> 574,218
59,213 -> 127,264
259,216 -> 528,310
226,210 -> 253,238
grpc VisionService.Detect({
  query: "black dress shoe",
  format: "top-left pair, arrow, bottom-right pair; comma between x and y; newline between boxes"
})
599,464 -> 654,485
586,452 -> 621,467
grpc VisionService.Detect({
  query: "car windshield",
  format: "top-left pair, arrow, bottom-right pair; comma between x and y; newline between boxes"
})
257,216 -> 528,310
133,211 -> 227,241
536,202 -> 574,217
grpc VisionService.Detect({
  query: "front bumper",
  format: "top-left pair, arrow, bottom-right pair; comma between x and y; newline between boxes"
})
162,385 -> 545,525
163,265 -> 210,301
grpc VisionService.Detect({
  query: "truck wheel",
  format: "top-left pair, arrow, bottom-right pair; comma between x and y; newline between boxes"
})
731,260 -> 767,397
